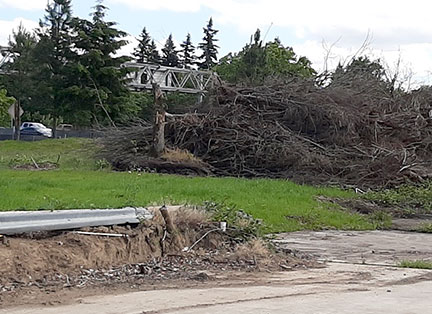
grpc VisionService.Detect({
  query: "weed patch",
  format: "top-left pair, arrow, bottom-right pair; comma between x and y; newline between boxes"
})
399,260 -> 432,269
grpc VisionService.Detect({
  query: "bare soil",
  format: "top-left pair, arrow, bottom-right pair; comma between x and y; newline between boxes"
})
0,211 -> 310,308
3,231 -> 432,314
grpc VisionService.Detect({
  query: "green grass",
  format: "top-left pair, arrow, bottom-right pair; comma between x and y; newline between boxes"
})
399,260 -> 432,269
0,138 -> 377,232
364,182 -> 432,214
0,138 -> 102,170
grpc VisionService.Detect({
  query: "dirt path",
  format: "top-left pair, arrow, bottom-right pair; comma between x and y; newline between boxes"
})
3,231 -> 432,313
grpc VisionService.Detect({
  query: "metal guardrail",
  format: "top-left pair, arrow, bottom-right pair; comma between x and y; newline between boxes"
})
0,207 -> 153,235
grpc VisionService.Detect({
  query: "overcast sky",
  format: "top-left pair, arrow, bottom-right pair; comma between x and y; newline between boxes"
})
1,0 -> 432,86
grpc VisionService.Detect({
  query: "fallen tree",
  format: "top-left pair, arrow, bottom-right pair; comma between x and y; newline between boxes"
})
100,78 -> 432,188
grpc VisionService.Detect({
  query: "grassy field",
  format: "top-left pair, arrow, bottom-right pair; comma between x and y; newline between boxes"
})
0,138 -> 378,232
0,138 -> 98,170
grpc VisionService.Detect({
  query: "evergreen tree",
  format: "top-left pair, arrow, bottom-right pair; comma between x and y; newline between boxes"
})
33,0 -> 75,136
133,27 -> 152,63
148,40 -> 161,64
70,0 -> 137,126
198,17 -> 219,70
161,34 -> 179,67
180,33 -> 196,68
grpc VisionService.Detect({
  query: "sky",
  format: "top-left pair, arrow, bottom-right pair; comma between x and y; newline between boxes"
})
1,0 -> 432,87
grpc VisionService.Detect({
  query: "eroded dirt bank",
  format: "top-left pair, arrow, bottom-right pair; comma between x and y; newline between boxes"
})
0,208 -> 309,308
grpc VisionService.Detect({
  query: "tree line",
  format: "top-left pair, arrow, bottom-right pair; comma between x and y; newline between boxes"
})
0,0 -> 221,132
3,0 -> 391,131
133,18 -> 219,70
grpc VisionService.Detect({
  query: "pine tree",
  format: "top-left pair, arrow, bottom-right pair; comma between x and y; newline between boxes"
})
180,33 -> 195,69
148,40 -> 161,64
133,27 -> 152,63
70,0 -> 136,126
33,0 -> 75,136
161,34 -> 179,67
198,17 -> 219,70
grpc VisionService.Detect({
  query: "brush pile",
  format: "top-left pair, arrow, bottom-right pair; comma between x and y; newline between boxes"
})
101,79 -> 432,188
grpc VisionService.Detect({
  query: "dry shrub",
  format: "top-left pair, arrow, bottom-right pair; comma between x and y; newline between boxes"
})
162,148 -> 202,163
233,238 -> 271,260
172,206 -> 211,228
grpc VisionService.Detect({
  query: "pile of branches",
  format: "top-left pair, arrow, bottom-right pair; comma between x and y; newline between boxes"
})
100,79 -> 432,188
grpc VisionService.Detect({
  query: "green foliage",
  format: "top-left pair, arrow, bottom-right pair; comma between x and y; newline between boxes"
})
0,89 -> 15,126
0,138 -> 96,170
0,24 -> 37,119
133,27 -> 152,63
30,0 -> 75,133
0,139 -> 374,232
364,182 -> 432,213
69,0 -> 137,126
329,56 -> 393,93
161,34 -> 180,67
367,211 -> 392,229
198,17 -> 219,70
132,27 -> 160,64
180,33 -> 196,68
418,223 -> 432,233
399,260 -> 432,269
148,40 -> 161,64
130,91 -> 198,121
203,200 -> 263,239
215,31 -> 316,84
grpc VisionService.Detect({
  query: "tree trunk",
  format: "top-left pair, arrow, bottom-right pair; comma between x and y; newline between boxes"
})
150,83 -> 166,157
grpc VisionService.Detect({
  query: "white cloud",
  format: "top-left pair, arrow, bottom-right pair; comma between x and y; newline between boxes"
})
112,0 -> 432,86
109,0 -> 202,12
112,0 -> 432,48
0,0 -> 46,11
0,18 -> 39,46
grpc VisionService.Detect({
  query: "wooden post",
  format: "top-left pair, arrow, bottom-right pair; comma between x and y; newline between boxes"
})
159,205 -> 182,253
151,83 -> 166,157
14,101 -> 20,141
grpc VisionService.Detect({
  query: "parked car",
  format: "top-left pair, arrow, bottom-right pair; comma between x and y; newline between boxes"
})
57,123 -> 73,131
20,122 -> 52,138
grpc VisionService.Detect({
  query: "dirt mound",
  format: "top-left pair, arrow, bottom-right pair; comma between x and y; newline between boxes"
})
0,208 -> 304,300
100,81 -> 432,188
